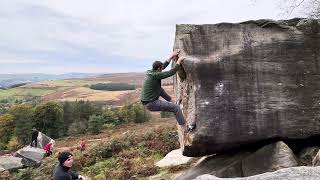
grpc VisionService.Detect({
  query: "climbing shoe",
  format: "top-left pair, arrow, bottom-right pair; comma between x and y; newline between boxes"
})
187,124 -> 196,132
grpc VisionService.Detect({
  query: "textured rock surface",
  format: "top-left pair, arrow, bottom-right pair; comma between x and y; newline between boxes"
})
312,149 -> 320,166
0,156 -> 23,171
155,149 -> 193,167
297,146 -> 319,165
175,151 -> 253,180
173,18 -> 320,156
15,146 -> 46,166
37,131 -> 55,149
242,141 -> 298,176
195,166 -> 320,180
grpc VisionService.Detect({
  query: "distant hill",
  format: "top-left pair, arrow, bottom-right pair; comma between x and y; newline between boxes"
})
0,73 -> 102,88
0,72 -> 174,105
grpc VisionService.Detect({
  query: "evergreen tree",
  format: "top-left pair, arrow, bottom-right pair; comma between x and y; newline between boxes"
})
88,114 -> 105,134
62,101 -> 74,136
0,113 -> 14,150
73,100 -> 101,129
9,104 -> 35,145
34,102 -> 63,138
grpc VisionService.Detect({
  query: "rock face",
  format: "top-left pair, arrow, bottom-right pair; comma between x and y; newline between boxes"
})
176,141 -> 300,179
242,141 -> 298,176
297,146 -> 319,165
175,151 -> 252,180
15,146 -> 46,166
195,166 -> 320,180
173,18 -> 320,156
0,156 -> 23,171
155,149 -> 193,167
37,132 -> 55,149
312,149 -> 320,166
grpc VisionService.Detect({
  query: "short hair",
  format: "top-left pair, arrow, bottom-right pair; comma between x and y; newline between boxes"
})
152,61 -> 163,70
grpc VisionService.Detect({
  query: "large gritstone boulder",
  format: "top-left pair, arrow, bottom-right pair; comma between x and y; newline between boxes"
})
175,151 -> 252,180
242,141 -> 298,176
195,166 -> 320,180
15,146 -> 46,166
173,18 -> 320,156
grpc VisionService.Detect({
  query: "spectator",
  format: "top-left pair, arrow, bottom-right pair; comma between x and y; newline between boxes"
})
53,151 -> 87,180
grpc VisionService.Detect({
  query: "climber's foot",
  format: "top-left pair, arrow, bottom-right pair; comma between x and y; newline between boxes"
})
187,124 -> 196,133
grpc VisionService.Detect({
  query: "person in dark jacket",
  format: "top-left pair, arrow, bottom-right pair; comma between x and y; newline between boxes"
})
30,127 -> 39,148
140,50 -> 196,132
53,152 -> 87,180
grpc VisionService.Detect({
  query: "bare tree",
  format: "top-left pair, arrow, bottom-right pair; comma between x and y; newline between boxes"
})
281,0 -> 320,17
308,0 -> 320,18
252,0 -> 320,18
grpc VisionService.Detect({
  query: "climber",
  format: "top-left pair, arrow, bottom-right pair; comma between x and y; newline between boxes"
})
140,49 -> 196,132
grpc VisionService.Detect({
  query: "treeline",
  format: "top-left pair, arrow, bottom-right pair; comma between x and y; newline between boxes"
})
90,83 -> 135,91
9,83 -> 28,89
0,100 -> 149,151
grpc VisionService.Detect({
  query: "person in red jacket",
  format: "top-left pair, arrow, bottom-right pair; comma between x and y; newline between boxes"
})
44,142 -> 53,157
79,139 -> 86,153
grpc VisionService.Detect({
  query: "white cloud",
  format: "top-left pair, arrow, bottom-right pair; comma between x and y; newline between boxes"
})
0,59 -> 48,64
0,0 -> 306,73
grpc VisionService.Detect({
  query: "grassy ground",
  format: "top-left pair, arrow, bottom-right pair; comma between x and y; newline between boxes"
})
11,113 -> 193,180
24,79 -> 110,88
42,87 -> 131,102
0,88 -> 56,101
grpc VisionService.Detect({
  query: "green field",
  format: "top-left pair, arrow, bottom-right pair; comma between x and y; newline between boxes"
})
0,79 -> 111,102
0,88 -> 56,101
0,74 -> 146,103
24,79 -> 110,88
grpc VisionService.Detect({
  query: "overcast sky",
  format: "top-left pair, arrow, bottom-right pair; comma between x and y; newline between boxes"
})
0,0 -> 305,74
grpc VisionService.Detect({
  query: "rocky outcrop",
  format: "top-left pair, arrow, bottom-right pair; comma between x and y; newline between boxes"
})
155,149 -> 193,167
173,18 -> 320,156
242,141 -> 298,176
175,141 -> 307,179
195,166 -> 320,180
15,146 -> 46,166
0,156 -> 23,171
0,131 -> 54,173
13,131 -> 54,167
297,146 -> 319,165
175,151 -> 253,180
37,132 -> 55,149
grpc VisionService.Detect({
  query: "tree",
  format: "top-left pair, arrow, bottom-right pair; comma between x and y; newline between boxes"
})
131,103 -> 149,123
62,101 -> 74,136
88,115 -> 105,134
9,104 -> 35,145
0,114 -> 14,150
103,108 -> 119,125
33,102 -> 63,139
73,100 -> 101,129
285,0 -> 320,17
252,0 -> 320,18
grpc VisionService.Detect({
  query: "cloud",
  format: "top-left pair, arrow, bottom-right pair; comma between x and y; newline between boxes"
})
0,59 -> 48,64
0,0 -> 305,74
